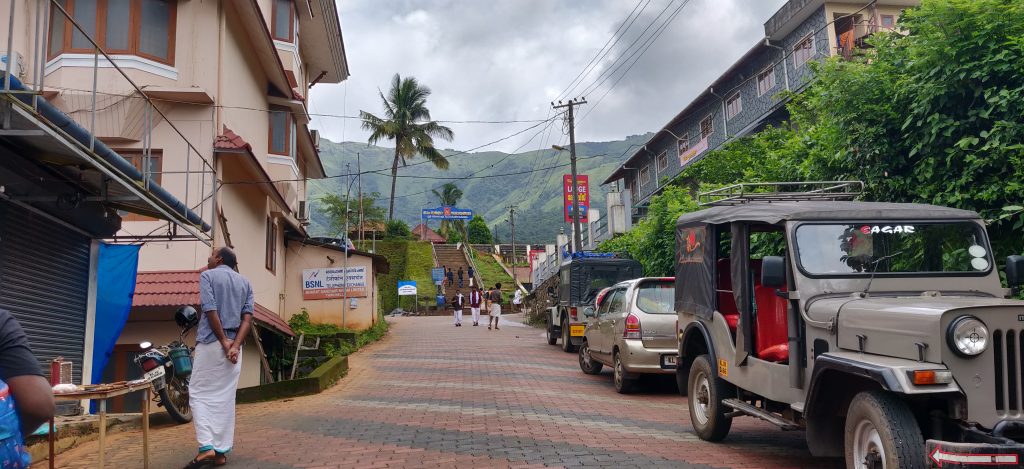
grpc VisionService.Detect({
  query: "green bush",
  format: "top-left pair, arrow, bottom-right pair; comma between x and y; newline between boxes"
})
385,219 -> 412,239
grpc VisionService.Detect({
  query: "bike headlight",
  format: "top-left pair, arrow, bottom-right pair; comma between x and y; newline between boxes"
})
947,316 -> 989,357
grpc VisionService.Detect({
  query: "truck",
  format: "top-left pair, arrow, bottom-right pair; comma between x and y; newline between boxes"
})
545,252 -> 643,353
674,182 -> 1024,468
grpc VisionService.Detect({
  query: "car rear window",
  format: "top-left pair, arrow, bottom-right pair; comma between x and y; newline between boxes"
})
635,280 -> 674,314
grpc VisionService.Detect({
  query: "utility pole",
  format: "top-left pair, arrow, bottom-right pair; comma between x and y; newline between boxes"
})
508,205 -> 517,285
357,152 -> 363,248
342,163 -> 351,328
552,98 -> 587,253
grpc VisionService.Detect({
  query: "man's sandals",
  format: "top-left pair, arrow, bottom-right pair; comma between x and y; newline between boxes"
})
183,452 -> 227,468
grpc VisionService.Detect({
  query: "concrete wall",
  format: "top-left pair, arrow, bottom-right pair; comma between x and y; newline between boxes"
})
284,243 -> 380,330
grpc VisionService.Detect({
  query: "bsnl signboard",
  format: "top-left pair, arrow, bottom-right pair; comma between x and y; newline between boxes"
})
302,266 -> 368,300
563,174 -> 590,223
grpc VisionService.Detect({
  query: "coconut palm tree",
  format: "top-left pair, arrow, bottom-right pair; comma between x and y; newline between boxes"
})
431,183 -> 464,240
360,74 -> 454,221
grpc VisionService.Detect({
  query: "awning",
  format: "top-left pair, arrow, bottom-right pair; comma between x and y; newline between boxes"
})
133,270 -> 295,337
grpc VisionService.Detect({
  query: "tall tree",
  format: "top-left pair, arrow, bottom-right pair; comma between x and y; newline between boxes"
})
431,183 -> 464,240
467,215 -> 493,244
360,74 -> 454,221
316,192 -> 386,239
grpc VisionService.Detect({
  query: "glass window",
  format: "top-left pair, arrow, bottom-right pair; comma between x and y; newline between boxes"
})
795,223 -> 992,276
272,0 -> 294,42
48,1 -> 67,57
881,15 -> 895,29
266,216 -> 277,272
635,280 -> 674,314
639,165 -> 650,186
139,0 -> 173,61
269,106 -> 291,156
757,67 -> 775,96
71,0 -> 98,50
700,115 -> 714,140
606,289 -> 626,315
105,0 -> 131,51
656,151 -> 668,172
794,35 -> 814,68
726,93 -> 742,120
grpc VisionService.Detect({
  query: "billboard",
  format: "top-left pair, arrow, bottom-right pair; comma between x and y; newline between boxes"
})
422,206 -> 473,220
302,266 -> 368,300
563,174 -> 590,223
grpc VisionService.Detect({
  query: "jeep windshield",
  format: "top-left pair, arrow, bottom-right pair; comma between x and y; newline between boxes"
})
579,266 -> 639,303
794,222 -> 992,276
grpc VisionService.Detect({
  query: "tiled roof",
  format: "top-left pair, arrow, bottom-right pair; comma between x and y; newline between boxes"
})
133,270 -> 294,336
214,125 -> 253,151
411,223 -> 445,243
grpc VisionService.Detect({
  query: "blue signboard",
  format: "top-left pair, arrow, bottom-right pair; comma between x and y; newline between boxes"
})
397,280 -> 418,296
431,268 -> 445,285
422,206 -> 473,220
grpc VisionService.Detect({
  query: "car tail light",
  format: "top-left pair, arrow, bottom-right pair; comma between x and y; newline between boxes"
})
570,307 -> 578,321
624,313 -> 641,339
141,358 -> 159,372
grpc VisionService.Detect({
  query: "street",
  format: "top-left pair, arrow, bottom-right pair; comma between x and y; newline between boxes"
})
39,315 -> 841,469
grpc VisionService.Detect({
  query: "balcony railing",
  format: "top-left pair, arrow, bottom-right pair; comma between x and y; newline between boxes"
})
1,0 -> 215,244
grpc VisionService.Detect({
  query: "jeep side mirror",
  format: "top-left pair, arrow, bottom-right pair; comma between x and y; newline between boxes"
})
583,307 -> 596,318
1006,255 -> 1024,287
762,256 -> 786,288
547,286 -> 555,295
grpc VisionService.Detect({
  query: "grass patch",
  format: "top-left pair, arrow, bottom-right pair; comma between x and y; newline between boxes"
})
288,310 -> 390,359
371,240 -> 437,312
474,251 -> 516,296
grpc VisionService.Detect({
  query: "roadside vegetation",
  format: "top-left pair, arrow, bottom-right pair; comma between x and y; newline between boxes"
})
374,240 -> 436,312
473,251 -> 516,296
601,0 -> 1024,277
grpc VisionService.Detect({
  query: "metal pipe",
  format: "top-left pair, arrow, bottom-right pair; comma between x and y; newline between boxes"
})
90,47 -> 98,151
708,87 -> 728,139
764,38 -> 791,92
37,0 -> 49,110
5,0 -> 15,92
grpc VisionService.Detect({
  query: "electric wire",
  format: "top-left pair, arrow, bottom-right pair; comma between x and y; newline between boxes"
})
556,0 -> 650,101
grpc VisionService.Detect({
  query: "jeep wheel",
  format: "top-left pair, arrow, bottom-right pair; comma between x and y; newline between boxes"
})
688,354 -> 732,441
844,391 -> 925,469
546,319 -> 558,345
560,316 -> 576,353
578,341 -> 603,375
613,352 -> 637,394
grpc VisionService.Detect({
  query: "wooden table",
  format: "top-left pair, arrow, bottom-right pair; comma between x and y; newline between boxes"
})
50,379 -> 155,469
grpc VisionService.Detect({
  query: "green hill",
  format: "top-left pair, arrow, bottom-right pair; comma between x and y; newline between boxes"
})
309,132 -> 653,244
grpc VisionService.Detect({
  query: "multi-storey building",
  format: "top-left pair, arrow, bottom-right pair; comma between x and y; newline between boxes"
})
0,0 -> 386,396
602,0 -> 918,225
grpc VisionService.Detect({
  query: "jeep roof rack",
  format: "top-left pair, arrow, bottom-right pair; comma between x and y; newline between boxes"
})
698,181 -> 864,207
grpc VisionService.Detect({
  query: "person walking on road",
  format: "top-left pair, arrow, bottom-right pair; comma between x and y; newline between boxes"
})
0,309 -> 55,468
469,285 -> 483,326
457,267 -> 464,288
186,247 -> 254,469
512,288 -> 523,314
488,284 -> 503,330
451,290 -> 465,327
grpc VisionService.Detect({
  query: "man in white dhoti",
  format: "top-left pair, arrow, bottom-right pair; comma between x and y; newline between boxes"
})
469,286 -> 482,326
488,283 -> 503,330
451,290 -> 465,327
185,247 -> 254,469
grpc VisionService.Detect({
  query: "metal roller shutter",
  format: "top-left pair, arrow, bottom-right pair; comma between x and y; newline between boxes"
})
0,201 -> 91,384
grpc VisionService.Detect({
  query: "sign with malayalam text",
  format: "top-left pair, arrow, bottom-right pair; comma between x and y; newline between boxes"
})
422,206 -> 473,220
302,266 -> 368,300
562,174 -> 590,223
432,268 -> 445,285
679,137 -> 709,167
397,280 -> 418,296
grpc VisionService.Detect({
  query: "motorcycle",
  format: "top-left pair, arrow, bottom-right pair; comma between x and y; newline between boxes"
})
133,305 -> 198,424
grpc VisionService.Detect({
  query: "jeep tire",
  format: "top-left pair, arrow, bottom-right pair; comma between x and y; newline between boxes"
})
688,354 -> 732,441
578,340 -> 603,375
560,316 -> 576,353
546,317 -> 558,345
844,391 -> 925,469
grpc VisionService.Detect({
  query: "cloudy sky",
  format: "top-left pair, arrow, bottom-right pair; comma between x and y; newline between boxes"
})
309,0 -> 788,153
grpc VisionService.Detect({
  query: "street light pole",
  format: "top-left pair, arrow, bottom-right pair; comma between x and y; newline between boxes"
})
342,163 -> 351,329
553,98 -> 587,253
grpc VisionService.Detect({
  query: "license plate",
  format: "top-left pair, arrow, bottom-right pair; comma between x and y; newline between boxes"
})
569,325 -> 586,337
144,366 -> 165,382
662,355 -> 678,367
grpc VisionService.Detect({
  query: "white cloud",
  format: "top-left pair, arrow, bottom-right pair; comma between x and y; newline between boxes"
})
310,0 -> 789,154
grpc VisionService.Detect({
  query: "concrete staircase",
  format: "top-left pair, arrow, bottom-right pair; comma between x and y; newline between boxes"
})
433,244 -> 477,294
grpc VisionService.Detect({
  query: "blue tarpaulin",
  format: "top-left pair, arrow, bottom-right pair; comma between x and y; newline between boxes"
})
90,243 -> 140,385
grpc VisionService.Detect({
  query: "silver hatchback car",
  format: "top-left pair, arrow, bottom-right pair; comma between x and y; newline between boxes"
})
577,277 -> 677,393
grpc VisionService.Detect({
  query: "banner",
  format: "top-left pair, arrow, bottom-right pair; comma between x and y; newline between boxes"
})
431,268 -> 445,285
398,281 -> 418,296
563,174 -> 590,223
679,137 -> 709,167
422,206 -> 473,220
302,266 -> 368,300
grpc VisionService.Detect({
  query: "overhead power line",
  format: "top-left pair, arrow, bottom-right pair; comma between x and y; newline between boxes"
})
556,0 -> 650,102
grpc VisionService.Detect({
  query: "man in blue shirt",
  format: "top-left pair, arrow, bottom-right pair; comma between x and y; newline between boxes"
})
0,309 -> 54,468
186,247 -> 253,468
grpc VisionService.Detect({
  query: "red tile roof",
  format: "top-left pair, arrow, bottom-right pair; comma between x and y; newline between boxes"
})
133,270 -> 294,336
411,223 -> 446,243
214,125 -> 253,151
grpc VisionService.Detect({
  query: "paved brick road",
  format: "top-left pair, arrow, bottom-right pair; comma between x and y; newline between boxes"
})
38,315 -> 842,468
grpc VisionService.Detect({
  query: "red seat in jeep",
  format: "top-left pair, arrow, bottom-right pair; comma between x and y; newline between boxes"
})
716,259 -> 739,330
753,284 -> 789,363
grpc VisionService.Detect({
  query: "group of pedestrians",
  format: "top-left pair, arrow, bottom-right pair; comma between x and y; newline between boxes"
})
450,283 -> 525,330
450,284 -> 506,329
442,265 -> 474,289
